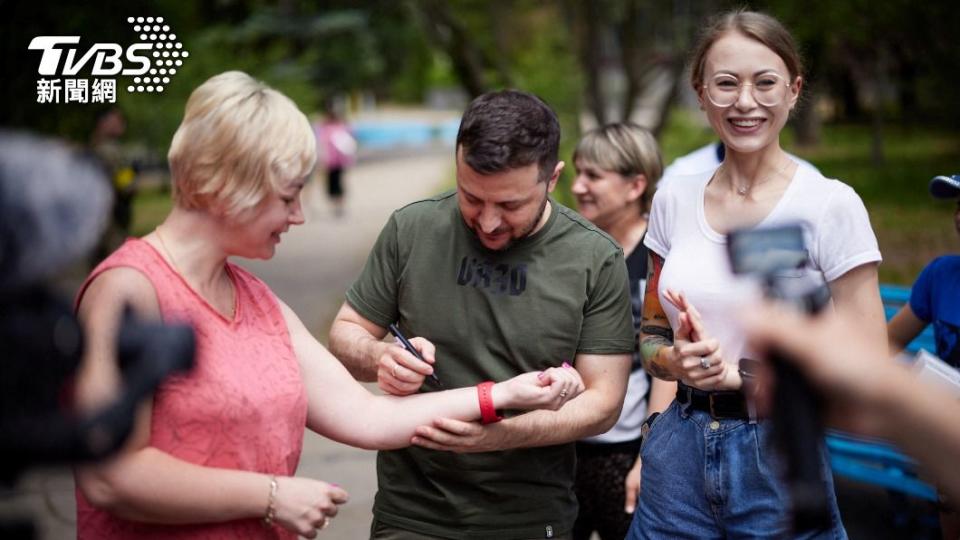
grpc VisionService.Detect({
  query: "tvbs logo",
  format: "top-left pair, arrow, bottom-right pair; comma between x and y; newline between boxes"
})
29,16 -> 189,103
29,36 -> 151,76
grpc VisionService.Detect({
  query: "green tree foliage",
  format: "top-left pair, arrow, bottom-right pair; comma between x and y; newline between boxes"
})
2,0 -> 436,149
758,0 -> 960,152
1,0 -> 146,140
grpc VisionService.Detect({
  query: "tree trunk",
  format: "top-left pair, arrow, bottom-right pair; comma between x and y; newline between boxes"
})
414,0 -> 490,98
646,63 -> 682,139
618,0 -> 642,122
569,0 -> 606,126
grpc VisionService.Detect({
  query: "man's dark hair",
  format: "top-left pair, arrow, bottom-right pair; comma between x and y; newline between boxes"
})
456,90 -> 560,181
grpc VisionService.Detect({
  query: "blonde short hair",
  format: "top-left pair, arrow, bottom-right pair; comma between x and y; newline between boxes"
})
168,71 -> 316,219
573,122 -> 662,213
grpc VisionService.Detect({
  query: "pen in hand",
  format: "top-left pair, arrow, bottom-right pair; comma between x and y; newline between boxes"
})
388,324 -> 443,388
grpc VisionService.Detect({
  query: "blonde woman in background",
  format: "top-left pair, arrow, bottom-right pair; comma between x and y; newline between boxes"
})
570,123 -> 677,540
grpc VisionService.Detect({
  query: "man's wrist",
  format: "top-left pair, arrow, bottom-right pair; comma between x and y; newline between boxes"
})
363,339 -> 390,378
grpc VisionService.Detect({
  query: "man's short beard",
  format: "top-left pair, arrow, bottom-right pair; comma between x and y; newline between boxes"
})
475,186 -> 550,252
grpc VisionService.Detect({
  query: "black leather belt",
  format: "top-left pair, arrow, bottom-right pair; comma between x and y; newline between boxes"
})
676,382 -> 750,420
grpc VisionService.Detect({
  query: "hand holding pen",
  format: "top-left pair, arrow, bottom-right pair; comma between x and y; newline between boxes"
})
377,324 -> 442,396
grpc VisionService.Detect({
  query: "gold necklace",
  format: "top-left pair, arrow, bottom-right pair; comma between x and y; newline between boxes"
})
154,225 -> 184,277
725,160 -> 791,197
155,226 -> 236,319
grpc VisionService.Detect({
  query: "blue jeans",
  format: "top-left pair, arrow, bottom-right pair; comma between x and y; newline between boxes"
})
627,400 -> 847,539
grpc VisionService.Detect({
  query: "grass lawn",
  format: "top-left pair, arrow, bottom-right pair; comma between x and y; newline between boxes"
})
794,124 -> 959,284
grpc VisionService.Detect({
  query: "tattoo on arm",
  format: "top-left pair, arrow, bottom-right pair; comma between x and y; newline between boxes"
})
641,321 -> 675,380
640,337 -> 675,380
640,252 -> 676,380
642,253 -> 664,314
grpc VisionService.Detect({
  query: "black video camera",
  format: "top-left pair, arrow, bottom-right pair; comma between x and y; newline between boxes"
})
0,289 -> 195,482
727,223 -> 833,533
0,131 -> 195,537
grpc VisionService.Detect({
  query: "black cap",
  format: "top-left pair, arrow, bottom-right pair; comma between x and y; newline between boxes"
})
930,175 -> 960,199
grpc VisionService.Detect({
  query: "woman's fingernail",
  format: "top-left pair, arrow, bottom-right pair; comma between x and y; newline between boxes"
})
537,371 -> 546,380
331,483 -> 340,487
562,361 -> 572,369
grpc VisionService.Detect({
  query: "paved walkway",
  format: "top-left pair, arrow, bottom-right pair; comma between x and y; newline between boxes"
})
0,144 -> 453,540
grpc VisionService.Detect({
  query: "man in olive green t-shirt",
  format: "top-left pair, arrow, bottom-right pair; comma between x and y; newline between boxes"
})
329,90 -> 633,539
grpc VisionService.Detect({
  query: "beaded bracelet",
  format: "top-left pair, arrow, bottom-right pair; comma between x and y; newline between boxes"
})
262,475 -> 278,527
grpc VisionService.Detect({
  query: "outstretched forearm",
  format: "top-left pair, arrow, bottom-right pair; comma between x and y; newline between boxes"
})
318,384 -> 489,450
479,354 -> 631,449
307,361 -> 583,450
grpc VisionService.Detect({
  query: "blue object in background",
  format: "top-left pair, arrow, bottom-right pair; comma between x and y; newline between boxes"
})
351,119 -> 460,150
825,283 -> 939,504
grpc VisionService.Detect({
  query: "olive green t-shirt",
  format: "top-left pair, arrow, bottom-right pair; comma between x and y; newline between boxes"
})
346,191 -> 634,539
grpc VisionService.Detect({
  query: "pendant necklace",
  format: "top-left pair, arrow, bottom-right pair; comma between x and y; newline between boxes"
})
729,159 -> 790,197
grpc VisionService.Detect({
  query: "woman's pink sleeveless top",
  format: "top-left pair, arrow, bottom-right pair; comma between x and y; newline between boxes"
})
75,239 -> 307,539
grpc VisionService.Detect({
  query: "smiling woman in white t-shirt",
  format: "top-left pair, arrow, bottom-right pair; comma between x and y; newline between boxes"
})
626,9 -> 885,540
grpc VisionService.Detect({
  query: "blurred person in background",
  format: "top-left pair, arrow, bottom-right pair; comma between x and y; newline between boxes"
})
569,122 -> 676,540
312,102 -> 356,217
657,140 -> 818,191
73,71 -> 586,540
89,106 -> 138,264
888,174 -> 960,366
887,173 -> 960,539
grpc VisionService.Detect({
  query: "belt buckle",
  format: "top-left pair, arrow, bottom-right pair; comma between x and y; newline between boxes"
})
708,392 -> 745,419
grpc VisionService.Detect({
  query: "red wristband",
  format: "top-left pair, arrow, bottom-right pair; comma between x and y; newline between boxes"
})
477,381 -> 503,425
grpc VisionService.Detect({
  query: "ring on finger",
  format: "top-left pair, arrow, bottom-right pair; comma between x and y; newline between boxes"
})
319,516 -> 330,530
699,356 -> 711,370
559,389 -> 568,398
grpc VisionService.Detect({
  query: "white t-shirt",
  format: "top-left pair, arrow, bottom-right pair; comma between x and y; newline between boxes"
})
644,167 -> 882,363
658,142 -> 820,191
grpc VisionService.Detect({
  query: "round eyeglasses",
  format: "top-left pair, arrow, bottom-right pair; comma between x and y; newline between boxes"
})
705,73 -> 792,108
